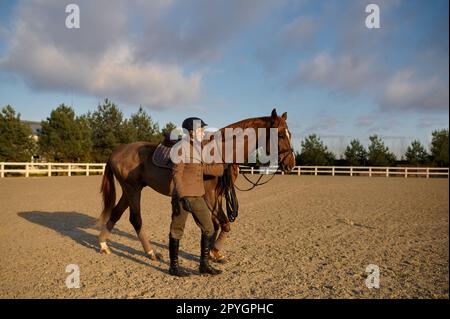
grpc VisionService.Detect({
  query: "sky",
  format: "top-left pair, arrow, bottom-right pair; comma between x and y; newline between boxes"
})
0,0 -> 448,157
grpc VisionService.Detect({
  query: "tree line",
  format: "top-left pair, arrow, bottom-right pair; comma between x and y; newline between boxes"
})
296,132 -> 448,167
0,99 -> 448,167
0,99 -> 176,163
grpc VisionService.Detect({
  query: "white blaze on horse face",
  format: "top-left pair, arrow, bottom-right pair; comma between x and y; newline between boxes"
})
285,128 -> 294,155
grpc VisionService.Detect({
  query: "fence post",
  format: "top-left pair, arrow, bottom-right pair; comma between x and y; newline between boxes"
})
25,164 -> 29,177
47,164 -> 51,176
86,164 -> 90,176
68,164 -> 71,177
251,167 -> 254,175
405,168 -> 408,178
0,163 -> 3,178
386,167 -> 389,177
369,167 -> 372,177
350,167 -> 353,177
426,168 -> 429,178
314,167 -> 318,176
332,167 -> 335,176
297,166 -> 300,175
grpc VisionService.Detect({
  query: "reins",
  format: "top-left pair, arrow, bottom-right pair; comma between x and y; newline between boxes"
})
234,166 -> 279,191
220,165 -> 279,222
234,146 -> 292,192
221,165 -> 239,222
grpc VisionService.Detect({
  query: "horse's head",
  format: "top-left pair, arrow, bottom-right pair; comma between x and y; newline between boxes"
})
269,108 -> 296,172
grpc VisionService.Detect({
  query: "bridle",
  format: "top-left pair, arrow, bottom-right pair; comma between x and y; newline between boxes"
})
220,124 -> 295,222
234,145 -> 294,192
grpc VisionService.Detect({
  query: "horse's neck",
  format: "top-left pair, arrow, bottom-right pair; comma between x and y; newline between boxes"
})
217,117 -> 271,164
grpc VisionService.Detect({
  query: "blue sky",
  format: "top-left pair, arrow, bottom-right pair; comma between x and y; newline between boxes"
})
0,0 -> 448,157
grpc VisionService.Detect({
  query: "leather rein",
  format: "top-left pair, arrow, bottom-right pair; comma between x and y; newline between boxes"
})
221,146 -> 293,222
234,146 -> 293,192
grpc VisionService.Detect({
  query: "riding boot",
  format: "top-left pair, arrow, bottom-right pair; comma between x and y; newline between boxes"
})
199,233 -> 222,275
169,235 -> 190,277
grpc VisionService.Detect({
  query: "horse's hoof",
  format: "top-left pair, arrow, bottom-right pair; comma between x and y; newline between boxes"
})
148,251 -> 163,261
99,242 -> 111,255
209,249 -> 227,264
100,247 -> 112,255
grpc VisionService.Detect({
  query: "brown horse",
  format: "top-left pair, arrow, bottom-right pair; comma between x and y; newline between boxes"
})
96,109 -> 296,261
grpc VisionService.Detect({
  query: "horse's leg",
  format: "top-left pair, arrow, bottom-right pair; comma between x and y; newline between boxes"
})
210,224 -> 230,263
127,186 -> 162,261
99,194 -> 129,254
204,189 -> 230,263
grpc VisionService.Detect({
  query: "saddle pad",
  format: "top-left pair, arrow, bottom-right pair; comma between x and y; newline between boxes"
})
152,143 -> 173,169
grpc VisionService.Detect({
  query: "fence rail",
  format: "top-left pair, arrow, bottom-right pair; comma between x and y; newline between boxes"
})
0,163 -> 448,178
238,165 -> 449,178
0,162 -> 106,178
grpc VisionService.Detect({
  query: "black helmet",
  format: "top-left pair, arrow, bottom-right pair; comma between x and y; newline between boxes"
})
182,117 -> 207,131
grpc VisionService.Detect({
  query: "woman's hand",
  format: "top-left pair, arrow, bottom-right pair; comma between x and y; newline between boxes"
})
180,197 -> 193,213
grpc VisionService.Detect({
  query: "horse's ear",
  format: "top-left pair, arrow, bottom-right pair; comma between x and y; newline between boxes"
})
271,108 -> 278,119
281,112 -> 287,121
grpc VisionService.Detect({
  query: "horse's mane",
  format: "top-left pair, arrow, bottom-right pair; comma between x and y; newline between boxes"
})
219,116 -> 273,132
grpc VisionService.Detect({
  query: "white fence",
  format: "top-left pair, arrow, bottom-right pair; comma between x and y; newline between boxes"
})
0,162 -> 106,178
238,166 -> 449,178
0,163 -> 448,178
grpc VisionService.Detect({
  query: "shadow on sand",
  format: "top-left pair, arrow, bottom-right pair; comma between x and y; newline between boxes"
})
17,211 -> 199,273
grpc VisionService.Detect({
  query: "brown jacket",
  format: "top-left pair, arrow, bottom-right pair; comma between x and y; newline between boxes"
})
172,139 -> 224,198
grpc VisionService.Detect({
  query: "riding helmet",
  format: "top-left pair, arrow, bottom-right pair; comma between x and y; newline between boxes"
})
182,117 -> 207,131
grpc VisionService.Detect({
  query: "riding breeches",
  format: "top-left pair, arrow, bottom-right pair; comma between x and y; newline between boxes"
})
170,196 -> 214,240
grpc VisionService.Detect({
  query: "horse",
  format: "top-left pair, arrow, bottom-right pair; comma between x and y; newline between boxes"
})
96,108 -> 296,261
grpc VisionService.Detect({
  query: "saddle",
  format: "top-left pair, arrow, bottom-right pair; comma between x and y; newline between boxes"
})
152,133 -> 180,169
152,132 -> 218,169
152,143 -> 172,169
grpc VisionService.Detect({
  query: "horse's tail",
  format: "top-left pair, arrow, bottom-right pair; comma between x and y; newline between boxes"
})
96,160 -> 116,228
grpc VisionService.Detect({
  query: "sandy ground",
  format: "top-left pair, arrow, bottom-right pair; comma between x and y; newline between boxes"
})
0,174 -> 448,299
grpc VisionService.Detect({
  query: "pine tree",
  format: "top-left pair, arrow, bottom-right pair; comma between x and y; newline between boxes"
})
130,106 -> 160,142
404,140 -> 428,166
0,105 -> 36,162
430,129 -> 449,167
38,104 -> 92,162
367,135 -> 396,166
88,99 -> 128,162
298,134 -> 335,165
344,139 -> 368,166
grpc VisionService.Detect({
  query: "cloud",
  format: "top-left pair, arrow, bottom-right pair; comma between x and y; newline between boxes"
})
355,114 -> 376,128
282,16 -> 318,46
381,69 -> 449,112
295,52 -> 377,92
0,0 -> 275,109
134,0 -> 278,65
286,0 -> 448,115
301,115 -> 340,136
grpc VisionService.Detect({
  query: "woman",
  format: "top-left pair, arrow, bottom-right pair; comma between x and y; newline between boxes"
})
169,117 -> 225,277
